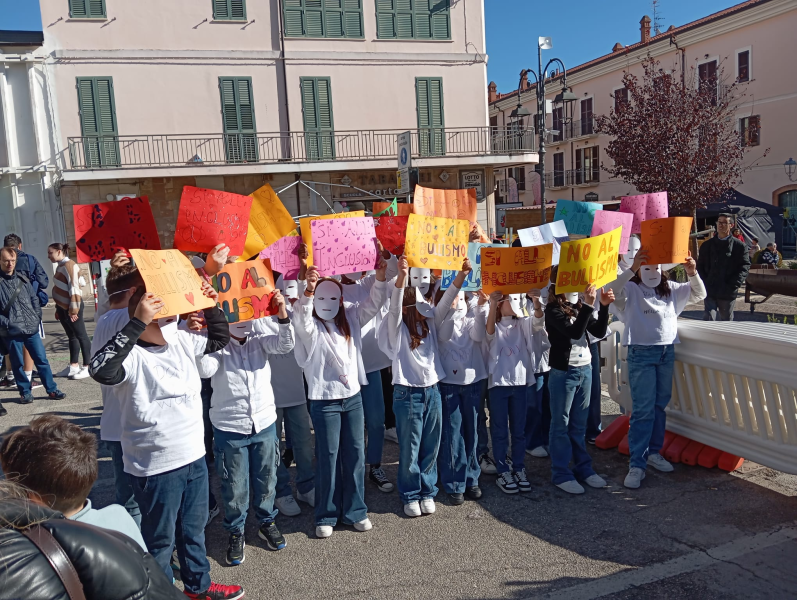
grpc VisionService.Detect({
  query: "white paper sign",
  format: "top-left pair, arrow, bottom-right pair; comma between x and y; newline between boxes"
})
518,220 -> 569,265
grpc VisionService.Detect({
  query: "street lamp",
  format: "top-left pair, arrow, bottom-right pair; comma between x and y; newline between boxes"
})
512,37 -> 576,223
785,157 -> 797,182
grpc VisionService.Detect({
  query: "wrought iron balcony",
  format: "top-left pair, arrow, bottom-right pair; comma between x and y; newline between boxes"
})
544,170 -> 567,189
560,117 -> 598,140
66,126 -> 537,170
566,168 -> 600,186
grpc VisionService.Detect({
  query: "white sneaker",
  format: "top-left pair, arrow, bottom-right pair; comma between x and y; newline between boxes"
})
526,446 -> 549,458
353,518 -> 372,532
274,495 -> 301,517
315,525 -> 333,538
404,501 -> 421,517
647,453 -> 674,472
69,367 -> 90,380
556,480 -> 585,494
55,365 -> 76,378
296,488 -> 315,507
479,454 -> 498,475
584,474 -> 607,488
384,427 -> 399,444
420,498 -> 436,514
624,467 -> 646,489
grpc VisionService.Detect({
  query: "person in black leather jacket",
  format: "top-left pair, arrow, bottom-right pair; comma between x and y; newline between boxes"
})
0,480 -> 183,600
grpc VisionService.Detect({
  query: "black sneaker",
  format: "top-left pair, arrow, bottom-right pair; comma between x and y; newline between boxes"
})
447,492 -> 465,505
496,472 -> 519,494
587,437 -> 597,445
0,403 -> 7,417
226,533 -> 245,566
0,377 -> 12,388
48,390 -> 66,400
19,393 -> 34,405
514,468 -> 532,493
281,447 -> 294,468
369,466 -> 395,492
258,521 -> 286,551
465,486 -> 482,500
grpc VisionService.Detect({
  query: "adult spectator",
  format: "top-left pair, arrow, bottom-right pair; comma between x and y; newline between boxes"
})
748,237 -> 761,259
757,242 -> 781,266
697,213 -> 751,321
0,246 -> 65,407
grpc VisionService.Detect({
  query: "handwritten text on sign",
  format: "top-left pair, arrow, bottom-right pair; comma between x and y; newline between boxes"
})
259,236 -> 302,279
555,227 -> 621,294
311,217 -> 379,277
441,243 -> 507,291
404,214 -> 470,270
240,184 -> 297,261
481,245 -> 553,294
553,199 -> 603,236
300,211 -> 365,266
413,185 -> 478,225
129,249 -> 214,319
212,259 -> 277,323
374,215 -> 409,256
619,191 -> 668,234
174,186 -> 253,255
640,217 -> 692,265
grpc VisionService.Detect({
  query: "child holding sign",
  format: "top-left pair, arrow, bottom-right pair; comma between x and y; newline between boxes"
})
544,270 -> 613,495
607,249 -> 705,489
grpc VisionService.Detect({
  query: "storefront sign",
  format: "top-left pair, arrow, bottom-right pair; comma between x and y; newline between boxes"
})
460,170 -> 485,201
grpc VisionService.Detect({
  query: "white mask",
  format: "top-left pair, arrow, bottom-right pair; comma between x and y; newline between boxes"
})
315,280 -> 342,320
620,236 -> 642,271
276,275 -> 299,300
565,292 -> 580,304
412,286 -> 435,318
409,268 -> 431,295
452,290 -> 466,313
157,316 -> 179,344
506,294 -> 524,317
230,321 -> 254,338
639,265 -> 662,288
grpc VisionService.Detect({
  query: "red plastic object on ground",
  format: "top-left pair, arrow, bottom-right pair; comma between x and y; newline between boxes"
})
718,452 -> 745,472
660,431 -> 678,455
680,440 -> 706,466
618,433 -> 630,455
663,434 -> 690,464
697,445 -> 723,469
596,414 -> 630,450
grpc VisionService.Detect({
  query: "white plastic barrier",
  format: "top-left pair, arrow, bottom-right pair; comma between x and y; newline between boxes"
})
600,320 -> 797,475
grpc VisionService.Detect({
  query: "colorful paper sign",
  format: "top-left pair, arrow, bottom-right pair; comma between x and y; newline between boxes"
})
481,245 -> 554,295
259,236 -> 302,279
518,220 -> 569,265
553,199 -> 603,236
212,259 -> 277,323
311,217 -> 378,277
555,227 -> 622,294
413,185 -> 478,225
373,198 -> 398,217
73,197 -> 161,263
174,186 -> 253,255
129,249 -> 215,318
591,210 -> 634,254
404,214 -> 470,270
299,211 -> 365,266
239,184 -> 297,261
373,201 -> 413,217
619,192 -> 669,234
374,215 -> 409,256
441,243 -> 508,291
640,217 -> 692,265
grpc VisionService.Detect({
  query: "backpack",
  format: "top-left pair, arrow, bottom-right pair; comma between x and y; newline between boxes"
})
27,255 -> 49,307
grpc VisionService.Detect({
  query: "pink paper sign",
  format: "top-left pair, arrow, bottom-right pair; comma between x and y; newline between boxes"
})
259,236 -> 302,279
619,192 -> 669,234
591,211 -> 634,254
311,217 -> 379,277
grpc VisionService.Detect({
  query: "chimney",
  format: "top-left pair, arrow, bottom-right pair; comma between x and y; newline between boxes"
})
612,42 -> 624,52
488,81 -> 497,103
640,15 -> 651,43
520,71 -> 529,89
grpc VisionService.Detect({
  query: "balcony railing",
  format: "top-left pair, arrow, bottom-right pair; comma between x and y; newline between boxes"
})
544,170 -> 567,189
561,117 -> 598,140
66,126 -> 537,170
566,168 -> 600,186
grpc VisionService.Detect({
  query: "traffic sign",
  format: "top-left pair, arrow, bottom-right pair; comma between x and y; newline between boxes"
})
397,131 -> 411,194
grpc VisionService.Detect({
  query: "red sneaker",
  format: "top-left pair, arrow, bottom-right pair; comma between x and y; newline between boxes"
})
184,582 -> 245,600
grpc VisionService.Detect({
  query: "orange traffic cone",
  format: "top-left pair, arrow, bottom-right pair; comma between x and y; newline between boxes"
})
596,414 -> 630,450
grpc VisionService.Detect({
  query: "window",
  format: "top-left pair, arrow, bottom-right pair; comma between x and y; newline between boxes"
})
416,77 -> 445,156
69,0 -> 106,18
283,0 -> 364,38
614,87 -> 629,111
375,0 -> 450,40
551,107 -> 563,142
489,115 -> 498,128
553,153 -> 565,187
219,77 -> 258,163
737,50 -> 750,83
213,0 -> 246,20
698,60 -> 718,105
509,167 -> 525,191
76,77 -> 118,167
740,115 -> 760,147
580,98 -> 594,135
574,146 -> 599,185
300,77 -> 335,161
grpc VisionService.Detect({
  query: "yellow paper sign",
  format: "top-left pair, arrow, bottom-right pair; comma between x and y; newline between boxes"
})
555,227 -> 621,294
404,213 -> 470,270
481,245 -> 553,295
413,185 -> 478,225
130,249 -> 215,318
641,217 -> 693,265
300,211 -> 365,265
239,184 -> 297,261
213,259 -> 277,323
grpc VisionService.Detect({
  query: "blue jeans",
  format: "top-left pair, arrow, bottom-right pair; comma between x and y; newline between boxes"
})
488,385 -> 527,474
548,366 -> 596,485
275,404 -> 315,498
586,342 -> 603,440
393,384 -> 442,504
627,344 -> 675,470
477,383 -> 490,458
130,457 -> 210,594
438,381 -> 482,494
107,440 -> 141,528
5,333 -> 57,396
309,393 -> 367,527
525,371 -> 551,450
213,424 -> 279,534
361,370 -> 386,465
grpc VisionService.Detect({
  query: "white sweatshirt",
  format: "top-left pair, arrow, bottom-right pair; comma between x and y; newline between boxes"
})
436,282 -> 489,386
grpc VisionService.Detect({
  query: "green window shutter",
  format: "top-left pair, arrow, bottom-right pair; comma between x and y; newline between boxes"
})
283,0 -> 305,35
284,0 -> 362,38
376,0 -> 395,38
213,0 -> 230,19
343,0 -> 363,37
231,0 -> 246,19
416,77 -> 445,156
430,0 -> 449,39
219,77 -> 258,163
76,77 -> 118,167
301,77 -> 335,160
70,0 -> 105,18
214,0 -> 246,20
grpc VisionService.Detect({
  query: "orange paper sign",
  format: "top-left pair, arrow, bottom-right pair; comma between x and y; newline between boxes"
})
481,246 -> 554,294
212,259 -> 277,323
641,217 -> 693,265
373,201 -> 413,217
239,184 -> 297,261
413,185 -> 477,226
299,211 -> 365,266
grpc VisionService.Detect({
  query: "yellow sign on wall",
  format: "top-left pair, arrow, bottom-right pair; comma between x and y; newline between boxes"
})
404,213 -> 470,270
300,211 -> 365,265
555,227 -> 621,294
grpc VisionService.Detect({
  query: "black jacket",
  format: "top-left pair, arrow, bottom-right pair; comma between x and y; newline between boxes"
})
545,302 -> 609,371
0,500 -> 183,600
696,235 -> 751,300
0,270 -> 42,337
14,249 -> 50,298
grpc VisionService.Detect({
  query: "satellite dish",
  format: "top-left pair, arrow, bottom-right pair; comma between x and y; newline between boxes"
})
539,36 -> 552,50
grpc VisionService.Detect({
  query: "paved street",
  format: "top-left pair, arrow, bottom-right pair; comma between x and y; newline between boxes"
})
1,305 -> 796,599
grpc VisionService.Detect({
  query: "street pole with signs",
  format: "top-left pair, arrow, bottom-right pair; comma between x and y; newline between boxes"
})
397,131 -> 411,197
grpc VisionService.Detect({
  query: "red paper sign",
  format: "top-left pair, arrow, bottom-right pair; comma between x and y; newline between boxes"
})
174,186 -> 253,255
374,215 -> 409,256
73,197 -> 161,263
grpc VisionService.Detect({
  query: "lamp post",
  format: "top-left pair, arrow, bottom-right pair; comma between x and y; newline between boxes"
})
785,157 -> 797,182
510,37 -> 577,224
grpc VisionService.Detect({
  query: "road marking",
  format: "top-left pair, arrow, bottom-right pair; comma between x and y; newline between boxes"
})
522,525 -> 797,600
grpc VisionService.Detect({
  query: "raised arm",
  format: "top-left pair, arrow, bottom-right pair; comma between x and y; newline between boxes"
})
253,291 -> 295,355
545,285 -> 598,341
294,265 -> 319,351
469,292 -> 489,343
378,256 -> 408,360
356,256 -> 389,328
486,291 -> 502,337
434,258 -> 470,331
199,282 -> 229,355
685,256 -> 707,304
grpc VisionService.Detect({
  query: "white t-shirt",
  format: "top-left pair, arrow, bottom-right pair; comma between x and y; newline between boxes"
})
486,318 -> 531,389
438,304 -> 488,385
91,308 -> 130,442
341,278 -> 391,374
619,280 -> 695,346
568,325 -> 592,367
253,314 -> 306,408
